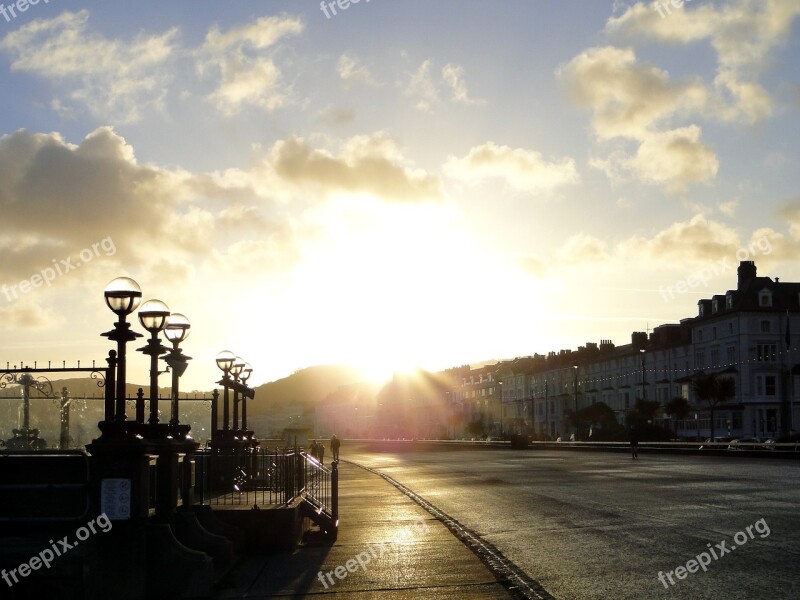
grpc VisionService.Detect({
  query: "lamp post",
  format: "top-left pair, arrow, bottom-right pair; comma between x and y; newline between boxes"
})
101,277 -> 142,428
137,299 -> 170,427
163,313 -> 191,429
231,357 -> 245,431
573,365 -> 579,440
640,349 -> 646,403
216,350 -> 236,434
240,363 -> 253,433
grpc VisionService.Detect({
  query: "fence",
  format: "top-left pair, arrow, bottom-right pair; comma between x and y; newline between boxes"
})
194,447 -> 334,513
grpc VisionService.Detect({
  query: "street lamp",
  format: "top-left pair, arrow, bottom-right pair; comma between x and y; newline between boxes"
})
163,313 -> 191,428
573,365 -> 579,440
101,277 -> 143,424
216,350 -> 236,432
137,299 -> 170,426
239,363 -> 253,432
639,349 -> 646,403
231,357 -> 245,431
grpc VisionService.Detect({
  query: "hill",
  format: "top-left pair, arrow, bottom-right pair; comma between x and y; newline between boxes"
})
248,365 -> 366,417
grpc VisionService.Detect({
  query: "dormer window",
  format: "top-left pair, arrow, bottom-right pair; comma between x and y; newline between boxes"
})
699,304 -> 705,317
759,289 -> 773,308
712,299 -> 719,313
726,294 -> 734,309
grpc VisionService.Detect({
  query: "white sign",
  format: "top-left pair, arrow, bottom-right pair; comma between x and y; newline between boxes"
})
101,478 -> 132,520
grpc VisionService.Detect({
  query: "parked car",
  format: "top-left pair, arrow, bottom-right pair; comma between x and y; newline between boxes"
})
727,437 -> 762,450
698,436 -> 734,449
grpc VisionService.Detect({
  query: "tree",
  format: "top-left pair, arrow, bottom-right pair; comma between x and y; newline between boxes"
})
580,402 -> 618,437
692,372 -> 735,442
664,397 -> 690,438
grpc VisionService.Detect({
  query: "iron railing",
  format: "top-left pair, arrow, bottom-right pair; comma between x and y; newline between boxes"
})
194,447 -> 336,513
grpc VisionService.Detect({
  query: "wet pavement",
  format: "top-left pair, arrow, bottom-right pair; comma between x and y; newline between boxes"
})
344,446 -> 800,600
212,460 -> 513,599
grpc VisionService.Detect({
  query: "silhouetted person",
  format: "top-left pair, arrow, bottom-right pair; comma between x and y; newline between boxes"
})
629,425 -> 639,459
310,440 -> 318,460
319,441 -> 325,464
331,434 -> 340,461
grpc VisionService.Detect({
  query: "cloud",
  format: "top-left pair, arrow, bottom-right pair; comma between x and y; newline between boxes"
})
559,46 -> 707,141
560,46 -> 718,191
442,63 -> 485,105
402,59 -> 485,111
0,300 -> 59,329
618,214 -> 740,262
197,14 -> 304,115
607,0 -> 800,124
338,53 -> 377,87
557,233 -> 609,264
590,126 -> 719,192
0,10 -> 178,123
266,132 -> 443,203
403,59 -> 440,111
0,127 -> 298,291
316,106 -> 356,126
444,142 -> 579,194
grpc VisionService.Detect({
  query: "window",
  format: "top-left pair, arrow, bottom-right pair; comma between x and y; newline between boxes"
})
729,322 -> 734,335
711,348 -> 720,366
756,344 -> 777,362
726,345 -> 736,364
712,299 -> 719,313
712,327 -> 717,340
698,330 -> 704,342
756,375 -> 777,396
695,350 -> 706,368
726,294 -> 734,309
759,290 -> 773,307
761,320 -> 771,333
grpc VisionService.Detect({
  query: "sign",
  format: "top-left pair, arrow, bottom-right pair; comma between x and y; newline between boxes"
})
101,478 -> 132,520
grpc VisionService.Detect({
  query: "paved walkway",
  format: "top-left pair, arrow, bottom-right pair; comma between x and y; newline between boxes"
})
212,461 -> 513,599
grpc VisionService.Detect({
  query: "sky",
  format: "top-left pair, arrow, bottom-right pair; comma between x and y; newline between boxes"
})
1,0 -> 800,391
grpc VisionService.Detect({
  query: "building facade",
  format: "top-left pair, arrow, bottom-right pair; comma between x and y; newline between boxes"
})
443,261 -> 800,441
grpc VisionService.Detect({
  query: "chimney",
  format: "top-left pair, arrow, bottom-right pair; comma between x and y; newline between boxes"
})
738,261 -> 757,290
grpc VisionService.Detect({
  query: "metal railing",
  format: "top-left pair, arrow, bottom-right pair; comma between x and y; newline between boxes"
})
194,447 -> 337,513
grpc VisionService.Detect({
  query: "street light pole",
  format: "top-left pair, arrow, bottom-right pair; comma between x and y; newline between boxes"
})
573,365 -> 579,440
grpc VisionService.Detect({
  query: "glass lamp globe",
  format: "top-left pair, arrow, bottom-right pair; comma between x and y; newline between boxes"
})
138,299 -> 170,333
104,277 -> 142,316
216,350 -> 236,372
231,357 -> 246,377
163,313 -> 190,344
240,364 -> 253,383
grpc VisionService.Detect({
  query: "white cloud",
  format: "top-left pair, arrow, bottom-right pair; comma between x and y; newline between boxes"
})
0,10 -> 178,123
197,15 -> 304,115
607,0 -> 800,124
403,59 -> 440,111
558,233 -> 609,264
338,53 -> 377,87
591,126 -> 719,192
442,63 -> 485,105
444,142 -> 579,195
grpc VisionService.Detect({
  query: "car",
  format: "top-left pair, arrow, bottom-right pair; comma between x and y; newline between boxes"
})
727,437 -> 762,450
698,436 -> 734,449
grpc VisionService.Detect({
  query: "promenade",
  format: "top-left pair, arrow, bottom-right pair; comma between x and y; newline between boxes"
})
212,460 -> 513,599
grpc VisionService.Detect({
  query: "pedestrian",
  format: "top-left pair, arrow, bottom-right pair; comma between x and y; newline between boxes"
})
319,441 -> 325,464
310,440 -> 318,460
629,425 -> 639,459
331,434 -> 341,461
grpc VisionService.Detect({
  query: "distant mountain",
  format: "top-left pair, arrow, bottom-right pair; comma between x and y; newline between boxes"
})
248,365 -> 365,417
